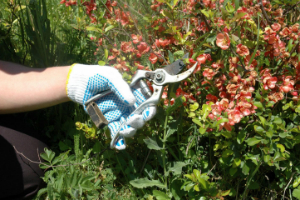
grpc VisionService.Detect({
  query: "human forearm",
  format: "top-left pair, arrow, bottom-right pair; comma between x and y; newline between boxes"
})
0,61 -> 70,114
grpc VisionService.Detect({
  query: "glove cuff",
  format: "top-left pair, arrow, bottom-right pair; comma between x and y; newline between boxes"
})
66,64 -> 90,105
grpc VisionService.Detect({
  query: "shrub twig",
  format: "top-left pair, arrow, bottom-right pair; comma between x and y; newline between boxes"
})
282,172 -> 296,200
258,0 -> 272,26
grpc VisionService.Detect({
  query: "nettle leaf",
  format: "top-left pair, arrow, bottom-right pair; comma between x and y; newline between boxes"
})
130,178 -> 166,189
153,190 -> 171,200
245,137 -> 261,146
143,138 -> 163,150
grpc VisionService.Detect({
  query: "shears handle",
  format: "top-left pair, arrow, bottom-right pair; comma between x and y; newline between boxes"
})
110,84 -> 163,148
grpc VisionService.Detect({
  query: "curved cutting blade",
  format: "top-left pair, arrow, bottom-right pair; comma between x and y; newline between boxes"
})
163,53 -> 189,75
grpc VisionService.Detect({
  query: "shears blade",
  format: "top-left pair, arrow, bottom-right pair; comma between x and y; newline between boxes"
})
163,53 -> 189,75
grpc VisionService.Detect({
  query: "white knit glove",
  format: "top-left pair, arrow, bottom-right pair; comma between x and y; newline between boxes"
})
66,64 -> 156,150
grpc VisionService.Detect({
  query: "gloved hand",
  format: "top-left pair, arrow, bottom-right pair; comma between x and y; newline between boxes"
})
66,64 -> 156,150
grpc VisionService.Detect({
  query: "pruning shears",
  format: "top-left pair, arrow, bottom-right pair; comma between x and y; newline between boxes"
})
85,53 -> 198,149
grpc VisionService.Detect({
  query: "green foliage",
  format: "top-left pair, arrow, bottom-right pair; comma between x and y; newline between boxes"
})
2,0 -> 300,200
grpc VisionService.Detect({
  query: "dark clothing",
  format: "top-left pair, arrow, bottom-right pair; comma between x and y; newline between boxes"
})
0,126 -> 48,200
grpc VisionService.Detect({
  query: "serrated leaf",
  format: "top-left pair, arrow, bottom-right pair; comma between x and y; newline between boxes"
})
40,148 -> 55,163
143,138 -> 163,150
167,162 -> 187,175
130,178 -> 166,189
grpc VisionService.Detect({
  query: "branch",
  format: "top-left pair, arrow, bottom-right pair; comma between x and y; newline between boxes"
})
259,0 -> 272,26
13,146 -> 110,170
284,1 -> 300,15
197,2 -> 212,32
282,172 -> 296,200
275,43 -> 299,75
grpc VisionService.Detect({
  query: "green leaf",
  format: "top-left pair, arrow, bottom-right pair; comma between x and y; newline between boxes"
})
192,118 -> 202,126
130,178 -> 166,189
104,49 -> 108,60
190,102 -> 199,112
283,103 -> 290,110
105,25 -> 115,32
254,125 -> 264,134
173,50 -> 185,58
259,116 -> 266,127
222,149 -> 234,157
193,169 -> 201,181
222,131 -> 232,139
168,50 -> 174,63
237,130 -> 246,144
273,116 -> 283,124
215,118 -> 229,127
276,143 -> 285,152
86,26 -> 102,33
153,190 -> 171,200
245,137 -> 261,146
235,0 -> 240,10
40,148 -> 55,163
293,187 -> 300,199
143,138 -> 163,150
167,162 -> 187,176
98,61 -> 106,66
230,167 -> 237,176
254,101 -> 264,110
293,177 -> 300,188
233,158 -> 241,168
296,105 -> 300,113
199,127 -> 207,135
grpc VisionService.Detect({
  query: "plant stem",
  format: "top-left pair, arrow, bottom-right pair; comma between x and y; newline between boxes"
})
163,113 -> 169,190
242,161 -> 261,200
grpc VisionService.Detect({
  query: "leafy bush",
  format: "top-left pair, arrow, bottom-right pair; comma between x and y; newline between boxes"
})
2,0 -> 300,199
